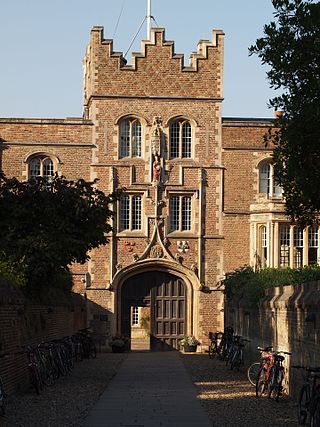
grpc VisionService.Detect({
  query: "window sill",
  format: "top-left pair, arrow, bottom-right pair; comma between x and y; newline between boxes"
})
117,231 -> 147,238
167,231 -> 195,238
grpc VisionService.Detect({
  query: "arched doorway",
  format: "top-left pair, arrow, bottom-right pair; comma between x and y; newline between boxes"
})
121,271 -> 187,351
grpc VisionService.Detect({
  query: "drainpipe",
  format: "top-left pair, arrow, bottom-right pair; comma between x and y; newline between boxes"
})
198,169 -> 204,283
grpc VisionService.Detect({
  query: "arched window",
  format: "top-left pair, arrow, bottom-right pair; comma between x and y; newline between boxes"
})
119,118 -> 142,158
28,155 -> 55,183
169,119 -> 192,159
259,162 -> 282,197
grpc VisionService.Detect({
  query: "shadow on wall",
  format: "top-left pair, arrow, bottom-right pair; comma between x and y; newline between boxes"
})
0,280 -> 112,394
224,281 -> 320,398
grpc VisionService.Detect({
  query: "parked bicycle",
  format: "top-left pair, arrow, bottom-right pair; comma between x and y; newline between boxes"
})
256,348 -> 290,400
228,336 -> 250,370
292,365 -> 320,425
247,345 -> 273,387
0,353 -> 9,416
267,350 -> 291,401
208,331 -> 223,359
208,326 -> 234,360
76,328 -> 97,359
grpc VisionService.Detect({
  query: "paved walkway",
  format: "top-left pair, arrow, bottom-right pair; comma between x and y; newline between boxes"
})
82,351 -> 212,427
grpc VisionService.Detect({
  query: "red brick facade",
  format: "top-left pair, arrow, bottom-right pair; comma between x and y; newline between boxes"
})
1,27 -> 299,349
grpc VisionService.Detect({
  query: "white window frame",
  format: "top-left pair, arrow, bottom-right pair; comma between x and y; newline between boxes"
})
278,224 -> 319,268
28,155 -> 55,183
169,119 -> 192,159
259,162 -> 282,198
308,226 -> 319,265
119,117 -> 142,159
260,225 -> 268,267
131,306 -> 139,326
279,224 -> 291,267
294,226 -> 304,268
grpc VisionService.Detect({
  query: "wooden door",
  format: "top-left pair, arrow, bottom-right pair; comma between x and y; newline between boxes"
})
151,277 -> 186,351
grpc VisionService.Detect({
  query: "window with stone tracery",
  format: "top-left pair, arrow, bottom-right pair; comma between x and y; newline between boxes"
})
259,161 -> 282,198
119,118 -> 142,158
169,195 -> 192,232
169,119 -> 192,159
28,155 -> 55,184
257,224 -> 320,268
119,194 -> 142,232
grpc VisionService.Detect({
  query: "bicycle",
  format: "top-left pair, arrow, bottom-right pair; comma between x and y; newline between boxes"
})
247,345 -> 273,386
256,349 -> 275,397
24,346 -> 43,395
0,353 -> 9,416
267,350 -> 291,401
218,326 -> 234,361
256,348 -> 290,399
229,336 -> 250,370
208,331 -> 223,359
292,365 -> 320,425
77,329 -> 97,359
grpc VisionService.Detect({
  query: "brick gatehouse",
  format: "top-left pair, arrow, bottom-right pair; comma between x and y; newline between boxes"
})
1,27 -> 318,350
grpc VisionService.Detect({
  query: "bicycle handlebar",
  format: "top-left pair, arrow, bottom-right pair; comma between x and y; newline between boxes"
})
257,345 -> 273,352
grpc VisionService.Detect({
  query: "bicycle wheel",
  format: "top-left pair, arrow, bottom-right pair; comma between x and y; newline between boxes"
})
267,366 -> 276,399
247,362 -> 260,387
231,350 -> 241,370
310,396 -> 320,427
298,385 -> 309,425
29,366 -> 42,395
0,379 -> 5,416
209,341 -> 217,359
274,370 -> 284,402
256,368 -> 266,397
89,343 -> 97,359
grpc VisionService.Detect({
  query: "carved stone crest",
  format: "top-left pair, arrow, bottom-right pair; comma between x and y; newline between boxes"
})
150,244 -> 164,258
177,240 -> 190,253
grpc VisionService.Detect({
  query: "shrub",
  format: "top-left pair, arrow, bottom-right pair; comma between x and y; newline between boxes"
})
223,265 -> 320,307
0,258 -> 26,288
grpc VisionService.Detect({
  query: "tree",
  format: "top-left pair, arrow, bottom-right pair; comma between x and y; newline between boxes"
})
249,0 -> 320,226
0,173 -> 120,292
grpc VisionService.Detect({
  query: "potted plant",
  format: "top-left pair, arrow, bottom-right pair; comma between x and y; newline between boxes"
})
109,335 -> 130,353
179,335 -> 200,352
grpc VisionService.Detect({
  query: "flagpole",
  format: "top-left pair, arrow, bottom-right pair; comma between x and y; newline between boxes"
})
147,0 -> 152,40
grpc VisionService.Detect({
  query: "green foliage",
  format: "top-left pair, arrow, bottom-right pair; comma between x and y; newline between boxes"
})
0,256 -> 26,288
179,336 -> 201,347
223,265 -> 320,307
0,173 -> 120,292
249,0 -> 320,226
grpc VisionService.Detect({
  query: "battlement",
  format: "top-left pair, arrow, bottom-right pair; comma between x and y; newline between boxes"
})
83,26 -> 224,106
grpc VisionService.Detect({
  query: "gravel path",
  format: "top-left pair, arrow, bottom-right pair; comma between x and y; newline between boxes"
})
1,351 -> 298,426
1,353 -> 127,427
180,353 -> 298,426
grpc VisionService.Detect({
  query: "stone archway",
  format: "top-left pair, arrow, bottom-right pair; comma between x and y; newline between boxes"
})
121,271 -> 187,351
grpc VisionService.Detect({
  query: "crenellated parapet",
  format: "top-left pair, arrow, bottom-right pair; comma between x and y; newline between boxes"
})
83,26 -> 224,109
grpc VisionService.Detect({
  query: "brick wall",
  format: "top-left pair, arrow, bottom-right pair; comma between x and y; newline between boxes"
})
224,281 -> 320,398
0,281 -> 87,394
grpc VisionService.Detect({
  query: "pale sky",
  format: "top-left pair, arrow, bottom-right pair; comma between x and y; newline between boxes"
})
0,0 -> 277,119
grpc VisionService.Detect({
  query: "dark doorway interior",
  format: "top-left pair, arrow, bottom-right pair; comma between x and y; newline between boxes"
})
121,271 -> 186,351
